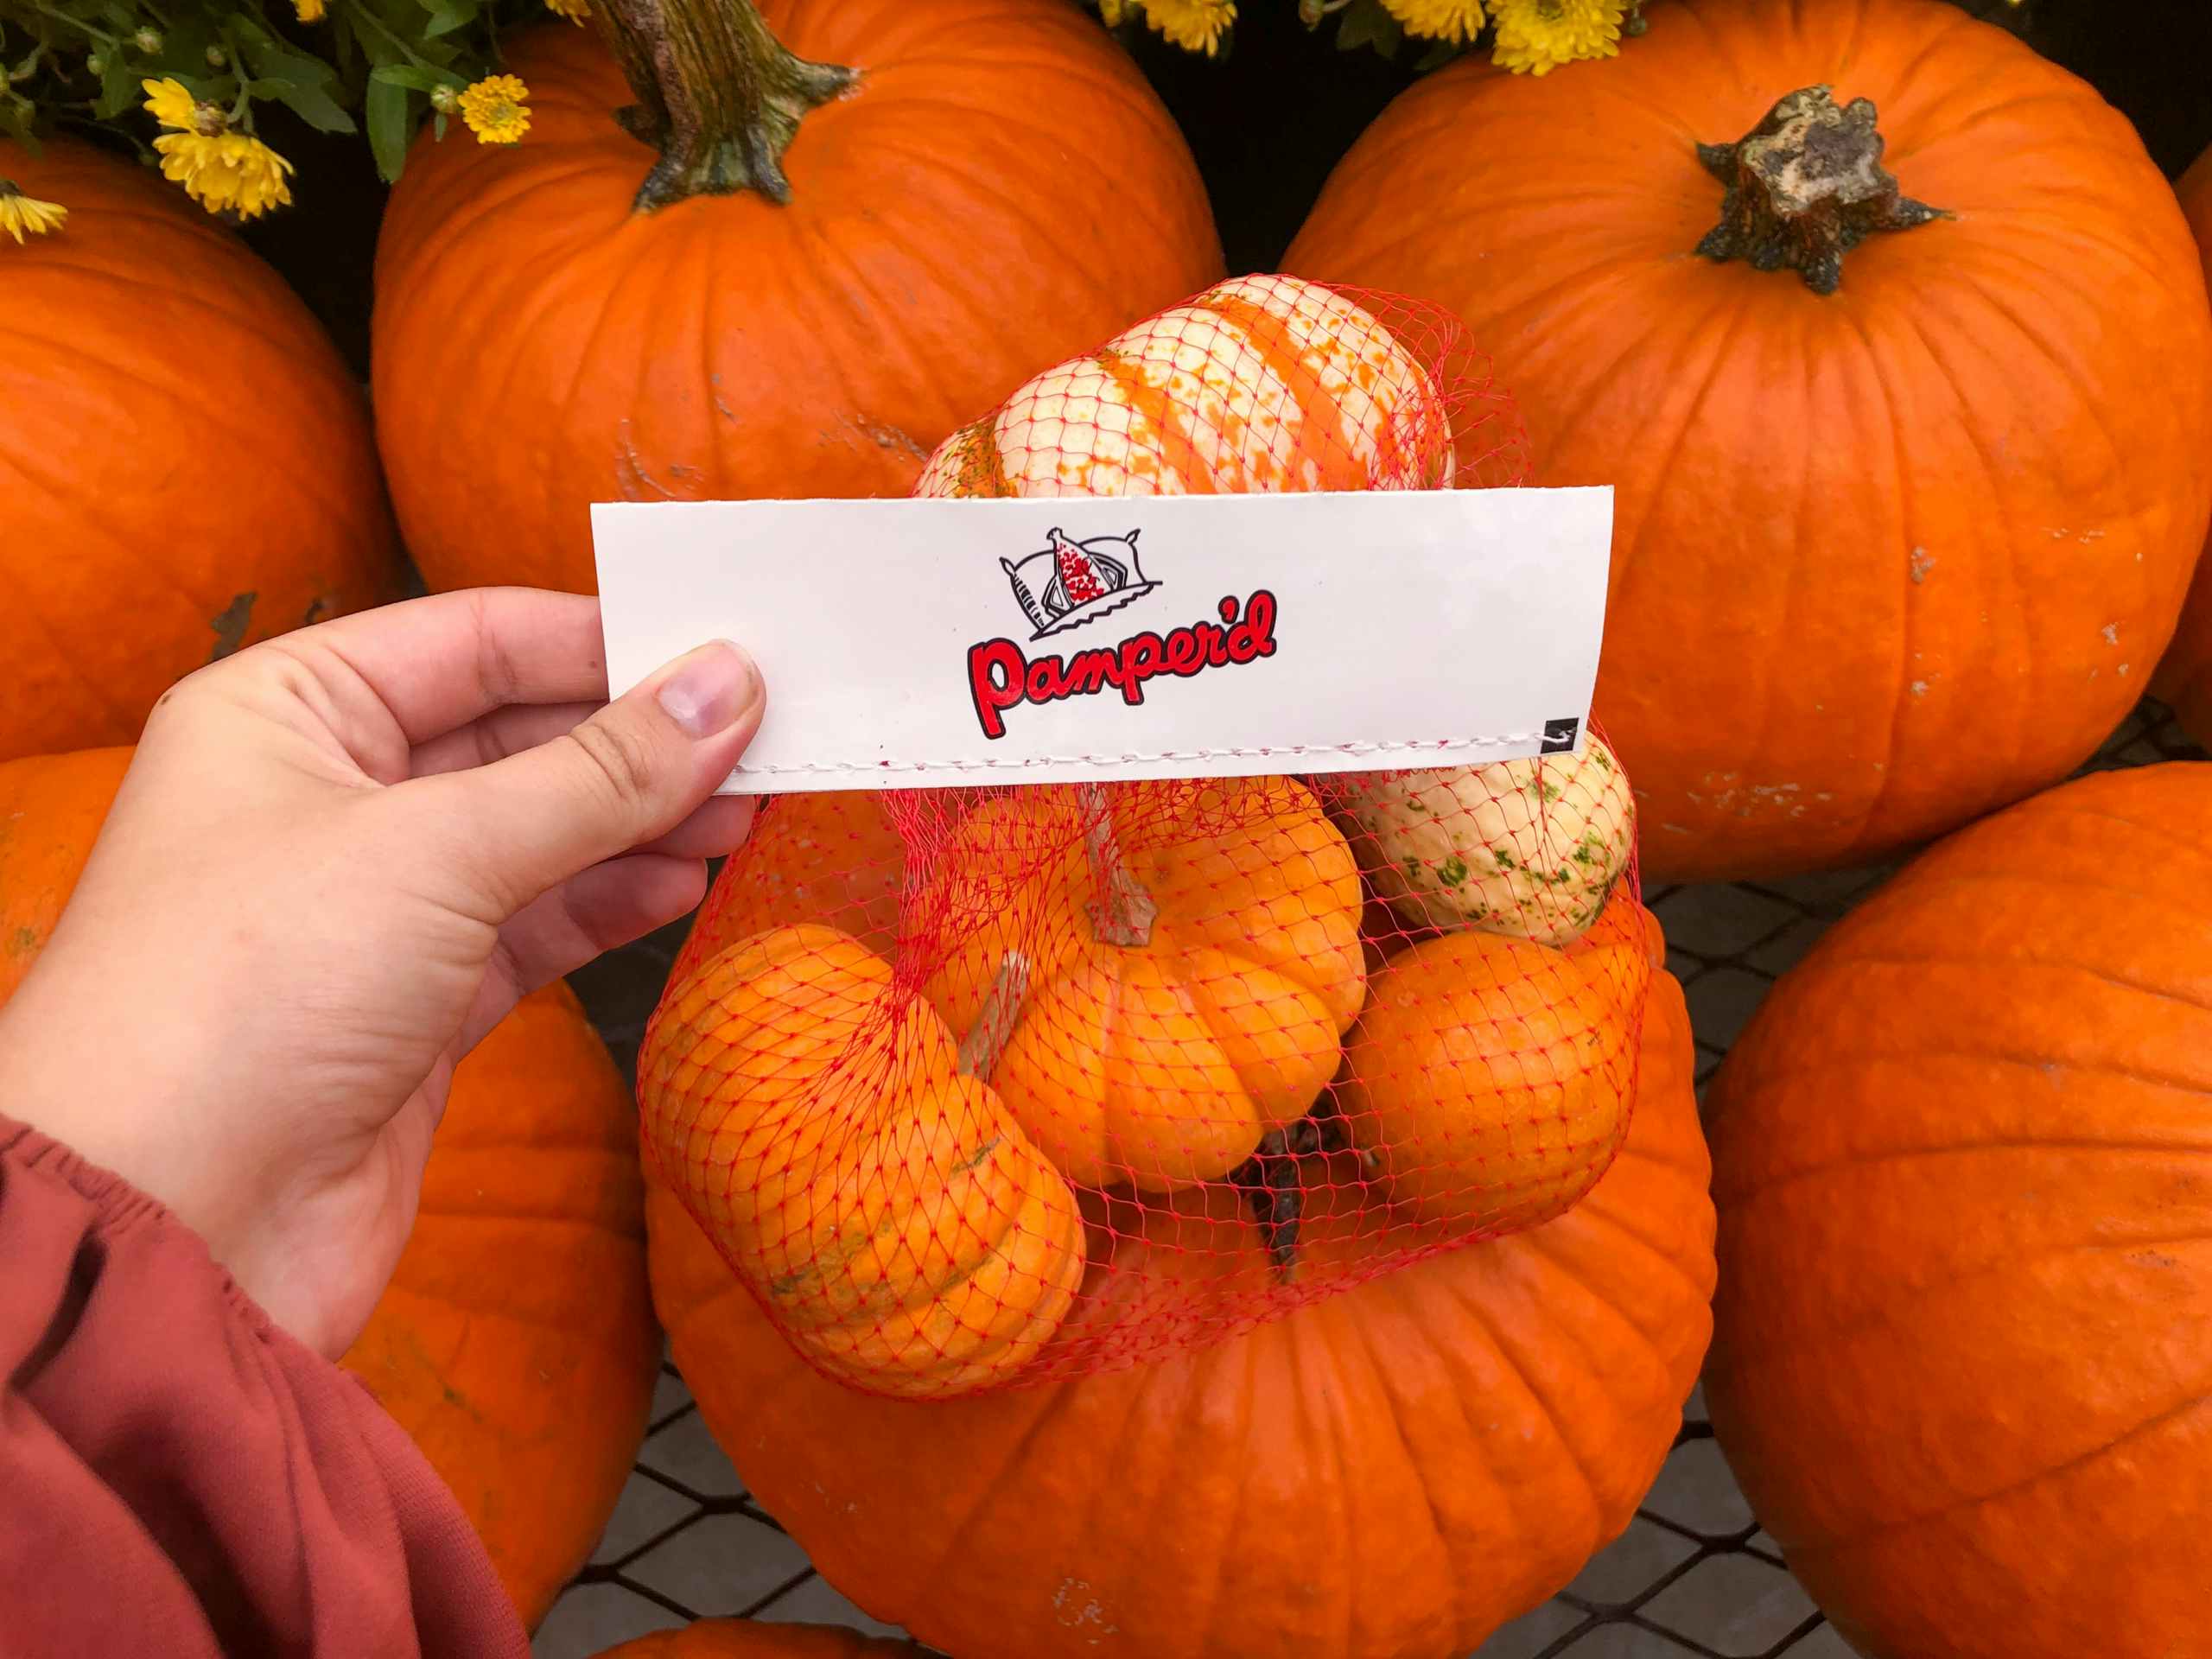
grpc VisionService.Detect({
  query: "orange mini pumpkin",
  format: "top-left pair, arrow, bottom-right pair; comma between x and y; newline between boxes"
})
1340,923 -> 1648,1231
1288,0 -> 2212,880
687,791 -> 908,968
372,0 -> 1221,595
921,777 -> 1364,1191
0,746 -> 656,1627
0,139 -> 396,762
1707,762 -> 2212,1657
2152,145 -> 2212,745
913,274 -> 1459,497
646,931 -> 1713,1659
640,924 -> 1086,1397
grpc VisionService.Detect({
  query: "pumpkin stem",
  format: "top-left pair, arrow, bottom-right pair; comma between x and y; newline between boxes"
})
593,0 -> 855,213
1695,86 -> 1946,296
1077,782 -> 1159,949
957,950 -> 1032,1081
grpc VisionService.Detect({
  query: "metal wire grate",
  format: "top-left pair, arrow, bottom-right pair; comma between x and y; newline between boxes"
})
546,698 -> 2204,1659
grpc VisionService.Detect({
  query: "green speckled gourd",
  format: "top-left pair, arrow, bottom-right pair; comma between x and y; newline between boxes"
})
1340,734 -> 1635,945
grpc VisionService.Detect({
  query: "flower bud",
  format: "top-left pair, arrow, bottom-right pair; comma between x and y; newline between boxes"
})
133,27 -> 162,53
206,44 -> 227,68
430,83 -> 461,114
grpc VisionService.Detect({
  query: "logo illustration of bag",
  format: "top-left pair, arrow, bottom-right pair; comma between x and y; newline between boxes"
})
1001,527 -> 1162,640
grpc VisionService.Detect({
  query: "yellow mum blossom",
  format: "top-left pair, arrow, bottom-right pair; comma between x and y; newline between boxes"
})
458,73 -> 531,145
1099,0 -> 1135,23
546,0 -> 590,19
155,130 -> 296,220
0,181 -> 67,245
1491,0 -> 1624,74
295,0 -> 327,20
1380,0 -> 1484,41
142,77 -> 203,131
1144,0 -> 1232,55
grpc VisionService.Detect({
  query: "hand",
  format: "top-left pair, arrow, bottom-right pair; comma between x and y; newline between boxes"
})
0,589 -> 763,1357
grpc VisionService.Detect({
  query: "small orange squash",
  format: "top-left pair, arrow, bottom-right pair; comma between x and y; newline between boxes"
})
592,1620 -> 926,1656
0,138 -> 396,762
2152,145 -> 2212,745
921,777 -> 1364,1191
645,920 -> 1713,1659
0,746 -> 656,1627
685,792 -> 907,970
639,923 -> 1085,1397
1340,923 -> 1648,1230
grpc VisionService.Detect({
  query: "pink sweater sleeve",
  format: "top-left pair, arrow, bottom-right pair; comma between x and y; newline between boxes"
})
0,1117 -> 531,1658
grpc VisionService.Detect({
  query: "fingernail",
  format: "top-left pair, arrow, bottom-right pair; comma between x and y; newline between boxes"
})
656,641 -> 760,739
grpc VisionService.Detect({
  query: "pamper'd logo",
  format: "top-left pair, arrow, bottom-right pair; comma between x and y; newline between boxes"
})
967,525 -> 1277,741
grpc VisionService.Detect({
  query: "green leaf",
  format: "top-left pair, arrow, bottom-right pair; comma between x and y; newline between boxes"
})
92,48 -> 138,118
422,0 -> 480,41
369,62 -> 454,93
1334,0 -> 1403,56
1412,36 -> 1462,71
366,75 -> 411,182
252,74 -> 356,133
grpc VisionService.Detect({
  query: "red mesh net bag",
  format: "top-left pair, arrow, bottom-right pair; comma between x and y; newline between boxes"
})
639,276 -> 1647,1399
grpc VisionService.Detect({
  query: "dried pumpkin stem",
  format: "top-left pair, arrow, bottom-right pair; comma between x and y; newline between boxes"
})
1077,781 -> 1159,949
1695,86 -> 1946,296
957,950 -> 1032,1081
594,0 -> 855,213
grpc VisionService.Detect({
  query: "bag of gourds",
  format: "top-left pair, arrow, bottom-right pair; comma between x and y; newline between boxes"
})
639,276 -> 1648,1399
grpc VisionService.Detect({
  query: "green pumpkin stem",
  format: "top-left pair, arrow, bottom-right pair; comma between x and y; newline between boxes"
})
956,950 -> 1032,1081
1078,782 -> 1160,949
594,0 -> 855,213
1695,86 -> 1946,296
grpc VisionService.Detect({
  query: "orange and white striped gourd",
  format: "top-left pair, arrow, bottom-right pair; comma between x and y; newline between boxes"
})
914,275 -> 1452,498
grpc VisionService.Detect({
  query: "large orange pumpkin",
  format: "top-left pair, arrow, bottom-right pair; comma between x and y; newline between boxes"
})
2152,146 -> 2212,745
1705,762 -> 2212,1658
0,746 -> 658,1628
0,138 -> 396,763
593,1621 -> 926,1657
646,918 -> 1713,1659
371,0 -> 1222,596
1286,0 -> 2212,881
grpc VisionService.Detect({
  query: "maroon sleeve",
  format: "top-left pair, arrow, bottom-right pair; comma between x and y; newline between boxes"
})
0,1118 -> 530,1659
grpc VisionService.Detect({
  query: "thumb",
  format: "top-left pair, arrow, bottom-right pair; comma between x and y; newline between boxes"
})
424,639 -> 764,912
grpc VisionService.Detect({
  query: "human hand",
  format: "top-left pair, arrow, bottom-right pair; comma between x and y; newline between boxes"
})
0,589 -> 762,1357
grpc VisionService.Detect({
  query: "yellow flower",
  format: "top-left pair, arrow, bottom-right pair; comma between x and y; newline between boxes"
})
294,0 -> 327,18
546,0 -> 590,19
1099,0 -> 1135,23
154,130 -> 296,221
1380,0 -> 1484,41
1143,0 -> 1232,55
142,77 -> 203,131
458,73 -> 531,145
1491,0 -> 1624,74
0,181 -> 67,245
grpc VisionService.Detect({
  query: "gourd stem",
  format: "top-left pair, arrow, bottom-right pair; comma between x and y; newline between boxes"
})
593,0 -> 855,213
957,951 -> 1031,1081
1077,781 -> 1158,949
1695,86 -> 1946,296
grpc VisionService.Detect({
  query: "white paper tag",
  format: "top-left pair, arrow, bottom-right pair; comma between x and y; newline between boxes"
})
593,489 -> 1613,795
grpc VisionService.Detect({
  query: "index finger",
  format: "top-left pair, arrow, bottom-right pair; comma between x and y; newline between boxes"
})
295,587 -> 612,745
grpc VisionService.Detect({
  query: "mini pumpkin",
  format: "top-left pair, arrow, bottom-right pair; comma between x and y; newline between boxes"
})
640,923 -> 1086,1397
1339,922 -> 1647,1230
921,777 -> 1364,1192
1338,732 -> 1636,944
685,791 -> 908,969
914,273 -> 1456,498
646,924 -> 1713,1659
